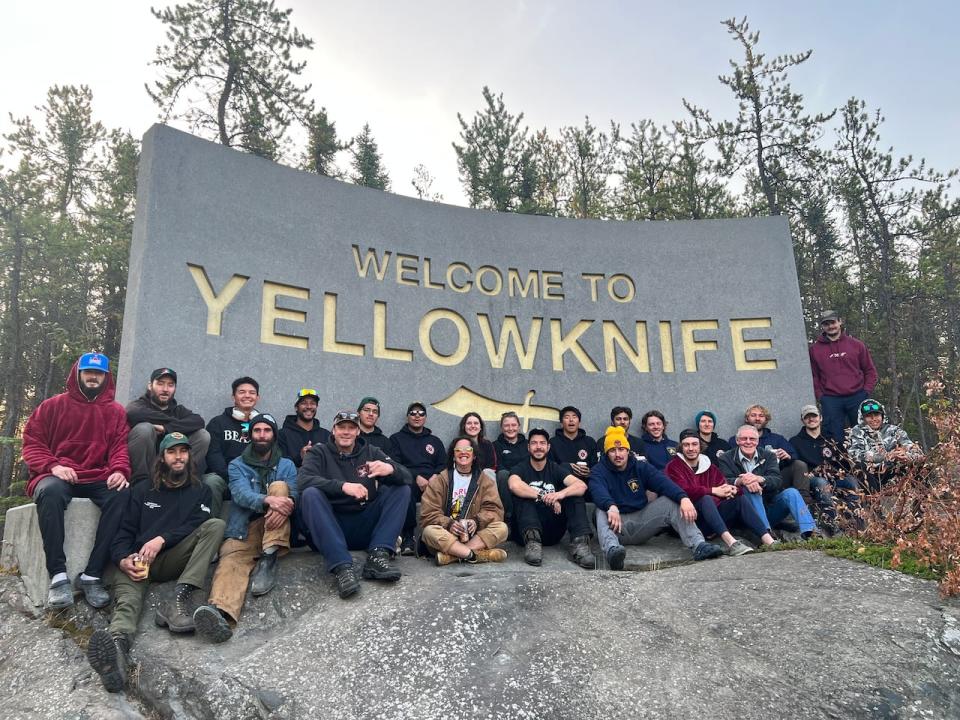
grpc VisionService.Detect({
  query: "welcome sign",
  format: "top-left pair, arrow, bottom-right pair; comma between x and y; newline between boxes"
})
117,125 -> 814,440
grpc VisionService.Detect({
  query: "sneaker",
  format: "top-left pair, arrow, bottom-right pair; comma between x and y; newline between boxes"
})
802,529 -> 825,541
333,564 -> 360,598
435,552 -> 458,566
606,545 -> 626,571
87,629 -> 128,693
693,542 -> 724,561
193,605 -> 233,643
155,583 -> 198,633
523,529 -> 542,566
362,548 -> 401,581
250,552 -> 279,596
399,536 -> 416,556
568,535 -> 596,569
473,548 -> 507,563
726,540 -> 754,557
76,575 -> 110,609
47,579 -> 74,609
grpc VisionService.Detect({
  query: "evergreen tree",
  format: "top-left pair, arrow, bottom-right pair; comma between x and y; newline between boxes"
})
303,107 -> 347,177
350,123 -> 390,190
561,117 -> 617,219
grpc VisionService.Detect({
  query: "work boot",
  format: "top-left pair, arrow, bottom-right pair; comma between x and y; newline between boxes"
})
250,552 -> 279,596
606,545 -> 626,571
155,583 -> 198,633
399,536 -> 416,556
87,629 -> 129,693
568,535 -> 596,569
47,578 -> 74,610
76,574 -> 111,609
333,564 -> 360,598
193,605 -> 233,643
435,552 -> 458,566
523,529 -> 542,566
362,548 -> 401,582
472,548 -> 507,563
693,542 -> 724,561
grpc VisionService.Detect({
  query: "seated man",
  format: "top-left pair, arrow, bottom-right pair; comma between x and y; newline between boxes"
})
203,376 -> 262,518
589,427 -> 723,569
733,404 -> 811,507
420,436 -> 508,566
126,367 -> 209,484
846,398 -> 924,492
508,428 -> 595,568
639,410 -> 677,470
86,433 -> 225,693
356,396 -> 395,455
192,414 -> 296,642
548,405 -> 598,482
21,352 -> 131,609
666,429 -> 777,554
278,388 -> 330,467
298,411 -> 411,599
789,404 -> 860,531
596,407 -> 646,462
718,425 -> 821,540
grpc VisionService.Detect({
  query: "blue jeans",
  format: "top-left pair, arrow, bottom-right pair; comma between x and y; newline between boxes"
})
299,484 -> 410,573
765,487 -> 817,533
694,494 -> 770,538
810,475 -> 860,526
820,389 -> 868,443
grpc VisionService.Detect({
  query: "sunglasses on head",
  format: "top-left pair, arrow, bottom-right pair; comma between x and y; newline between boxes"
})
862,403 -> 882,414
408,409 -> 426,417
333,411 -> 359,423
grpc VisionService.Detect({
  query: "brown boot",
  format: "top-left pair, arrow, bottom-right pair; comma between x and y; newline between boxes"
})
472,548 -> 507,563
155,583 -> 198,633
435,552 -> 458,566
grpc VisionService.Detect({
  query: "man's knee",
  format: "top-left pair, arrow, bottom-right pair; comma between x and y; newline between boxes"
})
201,517 -> 226,535
190,429 -> 211,456
33,476 -> 72,506
267,481 -> 290,497
128,422 -> 158,445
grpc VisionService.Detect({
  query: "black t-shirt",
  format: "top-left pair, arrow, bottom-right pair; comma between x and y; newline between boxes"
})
512,459 -> 568,494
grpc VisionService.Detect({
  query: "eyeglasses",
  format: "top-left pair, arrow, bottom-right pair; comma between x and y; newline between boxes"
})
408,409 -> 426,417
737,436 -> 759,443
298,388 -> 318,398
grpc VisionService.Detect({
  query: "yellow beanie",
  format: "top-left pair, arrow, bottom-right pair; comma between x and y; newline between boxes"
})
603,426 -> 630,452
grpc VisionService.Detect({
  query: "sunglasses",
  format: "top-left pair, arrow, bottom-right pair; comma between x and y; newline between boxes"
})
454,447 -> 474,455
298,388 -> 318,398
862,403 -> 882,414
408,409 -> 426,417
333,411 -> 359,424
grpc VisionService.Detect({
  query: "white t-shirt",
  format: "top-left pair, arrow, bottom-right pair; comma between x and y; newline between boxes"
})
451,469 -> 471,518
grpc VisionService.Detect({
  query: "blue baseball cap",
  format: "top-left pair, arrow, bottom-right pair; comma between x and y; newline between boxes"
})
78,352 -> 109,373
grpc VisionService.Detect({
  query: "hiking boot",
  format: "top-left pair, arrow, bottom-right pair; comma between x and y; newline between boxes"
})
436,552 -> 458,566
362,548 -> 401,582
76,575 -> 110,609
523,529 -> 542,566
399,536 -> 416,556
568,535 -> 596,569
606,545 -> 626,571
693,542 -> 724,561
726,540 -> 754,557
155,583 -> 197,633
333,564 -> 360,598
47,579 -> 74,609
472,548 -> 507,563
250,552 -> 279,596
193,605 -> 233,643
87,629 -> 129,693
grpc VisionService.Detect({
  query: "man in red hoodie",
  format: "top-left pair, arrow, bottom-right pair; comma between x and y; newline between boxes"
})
809,310 -> 878,443
21,352 -> 131,610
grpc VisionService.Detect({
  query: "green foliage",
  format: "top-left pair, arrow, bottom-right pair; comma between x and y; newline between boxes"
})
302,107 -> 347,177
350,124 -> 389,190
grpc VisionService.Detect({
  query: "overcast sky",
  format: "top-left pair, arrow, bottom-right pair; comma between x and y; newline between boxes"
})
3,1 -> 958,204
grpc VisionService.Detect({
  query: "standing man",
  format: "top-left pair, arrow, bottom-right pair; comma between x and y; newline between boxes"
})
203,376 -> 262,518
508,428 -> 595,568
193,414 -> 297,643
22,353 -> 131,609
548,406 -> 598,483
278,388 -> 330,467
809,310 -> 878,442
86,432 -> 224,693
126,367 -> 209,484
356,396 -> 395,456
389,402 -> 446,555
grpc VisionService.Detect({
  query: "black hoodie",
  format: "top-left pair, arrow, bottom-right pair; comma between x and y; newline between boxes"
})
549,427 -> 598,474
205,407 -> 252,480
389,424 -> 447,479
360,425 -> 396,457
278,414 -> 331,467
493,432 -> 528,472
125,391 -> 205,435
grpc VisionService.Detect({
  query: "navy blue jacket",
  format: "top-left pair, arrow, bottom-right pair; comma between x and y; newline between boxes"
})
588,454 -> 688,514
640,432 -> 678,470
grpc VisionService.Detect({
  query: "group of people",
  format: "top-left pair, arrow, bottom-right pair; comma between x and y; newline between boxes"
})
18,310 -> 922,693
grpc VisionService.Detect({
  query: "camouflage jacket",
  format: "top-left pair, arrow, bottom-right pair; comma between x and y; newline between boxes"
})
846,423 -> 921,464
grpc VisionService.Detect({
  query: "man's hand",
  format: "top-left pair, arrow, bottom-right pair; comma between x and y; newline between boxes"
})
119,555 -> 147,582
264,508 -> 286,530
543,491 -> 564,514
678,497 -> 697,523
264,495 -> 294,515
301,441 -> 313,458
712,484 -> 737,499
736,473 -> 763,494
51,465 -> 78,483
416,475 -> 430,491
106,472 -> 129,491
606,506 -> 622,534
153,424 -> 165,435
342,482 -> 369,501
774,448 -> 790,461
138,536 -> 165,564
366,460 -> 395,478
570,463 -> 589,478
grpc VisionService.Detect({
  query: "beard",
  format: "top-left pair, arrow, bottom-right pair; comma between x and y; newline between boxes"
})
252,440 -> 273,456
165,466 -> 188,487
296,409 -> 315,422
79,382 -> 104,400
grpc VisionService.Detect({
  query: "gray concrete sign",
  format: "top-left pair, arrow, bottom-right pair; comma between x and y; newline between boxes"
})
117,125 -> 814,443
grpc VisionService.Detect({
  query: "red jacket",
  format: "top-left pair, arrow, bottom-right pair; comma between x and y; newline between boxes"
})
665,455 -> 729,506
22,360 -> 131,496
809,332 -> 878,399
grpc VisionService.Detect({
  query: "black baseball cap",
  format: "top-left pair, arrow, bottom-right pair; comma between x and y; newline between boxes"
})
150,367 -> 177,383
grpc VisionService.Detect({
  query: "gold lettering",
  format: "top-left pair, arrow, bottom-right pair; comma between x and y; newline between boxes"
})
543,271 -> 564,300
508,268 -> 540,299
351,246 -> 391,280
260,281 -> 309,349
477,315 -> 542,369
475,265 -> 503,296
187,264 -> 249,336
549,319 -> 598,372
659,321 -> 675,373
395,253 -> 419,286
681,320 -> 719,372
422,258 -> 445,290
730,318 -> 777,371
322,293 -> 365,356
602,321 -> 649,373
446,262 -> 472,293
373,301 -> 413,362
581,273 -> 603,302
607,274 -> 635,303
419,309 -> 470,366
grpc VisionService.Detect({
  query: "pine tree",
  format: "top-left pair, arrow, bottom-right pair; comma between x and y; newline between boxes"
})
350,124 -> 390,190
303,107 -> 347,177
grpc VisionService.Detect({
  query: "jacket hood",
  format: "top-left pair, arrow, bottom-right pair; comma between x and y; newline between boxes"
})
554,427 -> 586,441
361,425 -> 385,437
857,398 -> 886,424
67,358 -> 116,404
399,424 -> 434,437
282,413 -> 319,431
496,432 -> 527,445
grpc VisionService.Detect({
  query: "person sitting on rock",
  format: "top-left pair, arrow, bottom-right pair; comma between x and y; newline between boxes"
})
420,436 -> 508,566
846,398 -> 924,492
596,407 -> 646,463
666,429 -> 777,554
192,414 -> 296,642
638,410 -> 678,470
493,411 -> 528,526
297,411 -> 411,599
589,426 -> 723,569
21,352 -> 131,610
507,428 -> 595,568
693,410 -> 730,463
548,405 -> 598,483
356,396 -> 396,456
278,387 -> 330,468
458,411 -> 497,470
86,432 -> 225,693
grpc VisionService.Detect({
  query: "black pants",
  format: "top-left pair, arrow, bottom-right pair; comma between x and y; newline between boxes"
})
496,469 -> 514,524
33,476 -> 130,578
402,482 -> 424,538
694,494 -> 769,538
513,495 -> 591,545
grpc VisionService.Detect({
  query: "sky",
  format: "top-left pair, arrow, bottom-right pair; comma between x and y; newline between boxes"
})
3,1 -> 959,205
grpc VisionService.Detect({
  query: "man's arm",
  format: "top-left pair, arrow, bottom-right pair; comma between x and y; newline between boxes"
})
163,404 -> 205,435
227,459 -> 269,512
204,418 -> 229,479
366,447 -> 411,486
107,407 -> 132,479
809,344 -> 825,400
860,341 -> 878,394
587,466 -> 616,511
21,405 -> 61,478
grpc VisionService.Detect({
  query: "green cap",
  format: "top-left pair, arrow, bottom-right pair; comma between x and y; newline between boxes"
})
159,432 -> 190,453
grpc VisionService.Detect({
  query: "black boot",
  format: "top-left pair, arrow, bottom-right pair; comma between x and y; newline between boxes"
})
250,551 -> 279,596
155,583 -> 198,633
523,529 -> 542,566
87,630 -> 129,693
